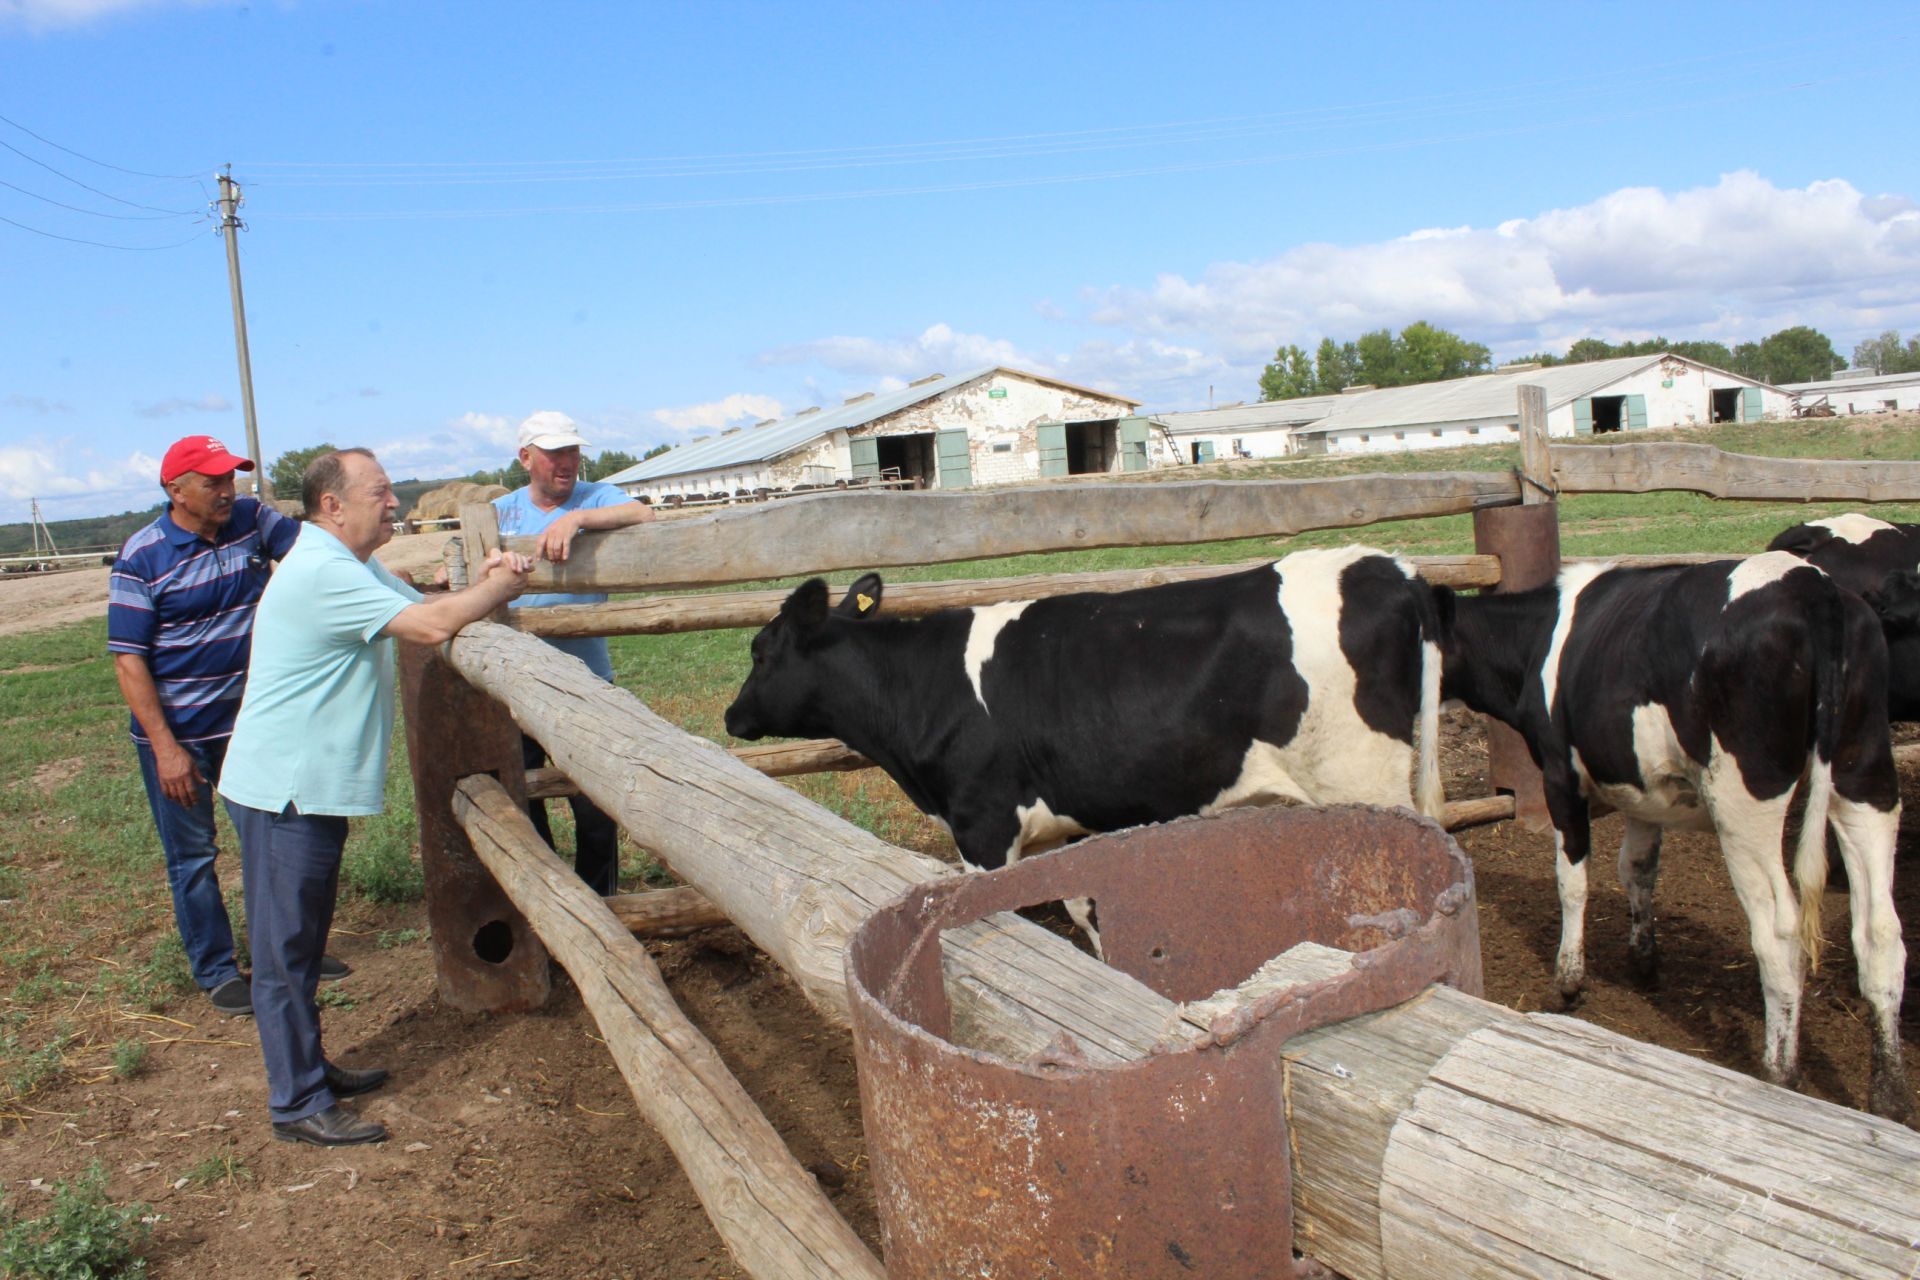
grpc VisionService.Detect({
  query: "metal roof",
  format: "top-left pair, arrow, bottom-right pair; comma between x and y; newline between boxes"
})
1151,396 -> 1343,436
1306,355 -> 1676,433
1782,369 -> 1920,394
603,366 -> 1139,486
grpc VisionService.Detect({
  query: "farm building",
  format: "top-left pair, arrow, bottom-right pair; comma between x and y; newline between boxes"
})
1782,368 -> 1920,416
602,367 -> 1152,502
1152,352 -> 1792,462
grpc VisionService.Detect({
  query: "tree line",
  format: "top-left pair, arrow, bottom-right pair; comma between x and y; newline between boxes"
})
1258,324 -> 1917,402
266,441 -> 670,498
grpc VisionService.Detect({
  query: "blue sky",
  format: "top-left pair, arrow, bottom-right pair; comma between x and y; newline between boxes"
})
4,0 -> 1918,522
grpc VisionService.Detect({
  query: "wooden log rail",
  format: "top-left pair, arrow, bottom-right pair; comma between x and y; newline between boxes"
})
443,621 -> 1920,1280
488,441 -> 1920,598
451,775 -> 885,1280
506,472 -> 1522,593
1553,441 -> 1920,501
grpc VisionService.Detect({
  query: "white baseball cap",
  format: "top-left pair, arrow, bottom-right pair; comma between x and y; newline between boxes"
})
518,410 -> 590,451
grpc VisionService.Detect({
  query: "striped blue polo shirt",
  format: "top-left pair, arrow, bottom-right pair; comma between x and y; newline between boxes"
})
107,496 -> 300,745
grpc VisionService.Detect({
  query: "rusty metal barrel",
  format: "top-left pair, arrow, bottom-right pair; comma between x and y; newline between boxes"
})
845,804 -> 1481,1279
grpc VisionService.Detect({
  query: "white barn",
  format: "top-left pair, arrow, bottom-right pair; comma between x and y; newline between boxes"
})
1153,353 -> 1792,461
1782,369 -> 1920,416
604,367 -> 1152,502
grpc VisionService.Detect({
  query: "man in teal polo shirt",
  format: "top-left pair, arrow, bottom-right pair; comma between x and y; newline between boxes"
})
493,410 -> 654,895
220,447 -> 532,1148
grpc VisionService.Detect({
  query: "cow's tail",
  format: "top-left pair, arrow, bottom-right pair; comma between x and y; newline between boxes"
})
1413,595 -> 1448,821
1792,583 -> 1843,972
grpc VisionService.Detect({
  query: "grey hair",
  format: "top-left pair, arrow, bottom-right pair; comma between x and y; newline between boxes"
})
301,447 -> 377,516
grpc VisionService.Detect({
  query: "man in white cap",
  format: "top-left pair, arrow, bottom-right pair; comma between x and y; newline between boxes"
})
493,411 -> 655,894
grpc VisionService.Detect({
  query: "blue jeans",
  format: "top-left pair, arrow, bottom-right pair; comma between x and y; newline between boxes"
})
228,800 -> 349,1124
134,736 -> 241,991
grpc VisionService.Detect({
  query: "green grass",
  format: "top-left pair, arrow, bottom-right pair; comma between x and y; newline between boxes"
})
180,1147 -> 251,1189
0,1162 -> 151,1279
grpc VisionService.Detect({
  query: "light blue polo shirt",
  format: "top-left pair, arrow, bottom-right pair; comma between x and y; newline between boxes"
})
217,524 -> 424,817
494,479 -> 633,682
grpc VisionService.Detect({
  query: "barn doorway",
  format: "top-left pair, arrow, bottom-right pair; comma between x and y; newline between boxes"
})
875,433 -> 936,486
1711,387 -> 1741,423
1065,421 -> 1118,474
1589,395 -> 1626,434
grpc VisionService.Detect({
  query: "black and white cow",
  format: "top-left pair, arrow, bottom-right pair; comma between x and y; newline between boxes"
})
725,546 -> 1448,924
1435,552 -> 1911,1120
1769,512 -> 1920,719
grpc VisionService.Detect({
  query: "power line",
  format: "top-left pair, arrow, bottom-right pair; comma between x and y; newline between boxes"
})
239,19 -> 1910,186
0,175 -> 201,220
0,211 -> 211,250
261,75 -> 1841,224
0,137 -> 199,214
0,110 -> 201,181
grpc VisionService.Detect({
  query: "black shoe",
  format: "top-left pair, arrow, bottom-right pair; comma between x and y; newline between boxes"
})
324,1063 -> 389,1098
208,977 -> 252,1017
272,1104 -> 387,1147
319,954 -> 352,982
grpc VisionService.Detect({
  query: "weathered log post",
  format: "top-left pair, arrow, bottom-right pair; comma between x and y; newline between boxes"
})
1473,383 -> 1559,830
398,639 -> 552,1011
397,500 -> 551,1012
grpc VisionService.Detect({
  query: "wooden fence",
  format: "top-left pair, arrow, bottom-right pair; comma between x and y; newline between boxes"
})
401,407 -> 1920,1279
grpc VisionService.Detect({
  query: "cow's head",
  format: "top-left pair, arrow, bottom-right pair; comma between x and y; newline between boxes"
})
723,573 -> 885,741
1863,569 -> 1920,636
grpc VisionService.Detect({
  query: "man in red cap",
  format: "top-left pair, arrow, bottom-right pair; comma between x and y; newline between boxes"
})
107,436 -> 343,1016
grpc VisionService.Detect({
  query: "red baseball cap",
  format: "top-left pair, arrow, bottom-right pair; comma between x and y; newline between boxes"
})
161,436 -> 256,484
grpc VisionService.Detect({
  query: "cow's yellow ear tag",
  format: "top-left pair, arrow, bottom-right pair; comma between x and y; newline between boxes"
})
856,593 -> 875,614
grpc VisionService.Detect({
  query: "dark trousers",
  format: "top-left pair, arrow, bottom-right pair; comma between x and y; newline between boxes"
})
521,734 -> 619,895
228,800 -> 348,1124
135,736 -> 241,991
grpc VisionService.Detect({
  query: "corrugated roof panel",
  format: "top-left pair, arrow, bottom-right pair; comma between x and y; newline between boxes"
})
1315,355 -> 1666,433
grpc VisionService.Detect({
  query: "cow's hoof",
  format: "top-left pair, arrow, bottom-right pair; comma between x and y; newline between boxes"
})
1626,948 -> 1659,988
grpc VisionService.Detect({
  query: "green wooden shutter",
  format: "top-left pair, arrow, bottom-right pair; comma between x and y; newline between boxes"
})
1572,398 -> 1594,435
1195,440 -> 1216,463
849,436 -> 880,479
935,428 -> 971,488
1118,416 -> 1150,471
1625,394 -> 1648,430
1037,422 -> 1068,477
1741,387 -> 1762,421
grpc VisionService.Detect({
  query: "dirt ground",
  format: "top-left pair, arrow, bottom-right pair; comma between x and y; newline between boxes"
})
2,540 -> 1917,1277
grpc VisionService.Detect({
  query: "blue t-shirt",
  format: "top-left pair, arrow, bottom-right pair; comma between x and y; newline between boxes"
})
217,525 -> 424,817
106,496 -> 300,744
493,480 -> 634,682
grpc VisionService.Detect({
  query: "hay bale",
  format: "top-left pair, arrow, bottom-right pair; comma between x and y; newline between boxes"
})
409,481 -> 509,521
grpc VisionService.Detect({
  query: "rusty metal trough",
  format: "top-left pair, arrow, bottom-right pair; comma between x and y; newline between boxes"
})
846,804 -> 1482,1279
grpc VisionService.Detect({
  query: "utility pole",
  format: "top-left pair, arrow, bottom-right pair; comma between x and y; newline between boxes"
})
217,167 -> 271,501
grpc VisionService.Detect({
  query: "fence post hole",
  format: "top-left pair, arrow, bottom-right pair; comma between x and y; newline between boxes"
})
398,638 -> 552,1012
1473,384 -> 1560,830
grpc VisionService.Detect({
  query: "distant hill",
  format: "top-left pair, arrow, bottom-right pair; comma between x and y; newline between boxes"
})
0,475 -> 462,558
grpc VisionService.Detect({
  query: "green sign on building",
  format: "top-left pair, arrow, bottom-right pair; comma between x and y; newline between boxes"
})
987,388 -> 1007,398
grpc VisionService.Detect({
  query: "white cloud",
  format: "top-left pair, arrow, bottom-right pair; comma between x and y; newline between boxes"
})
367,411 -> 517,480
137,393 -> 232,418
651,393 -> 785,435
1086,172 -> 1920,402
758,323 -> 1031,380
0,437 -> 159,521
